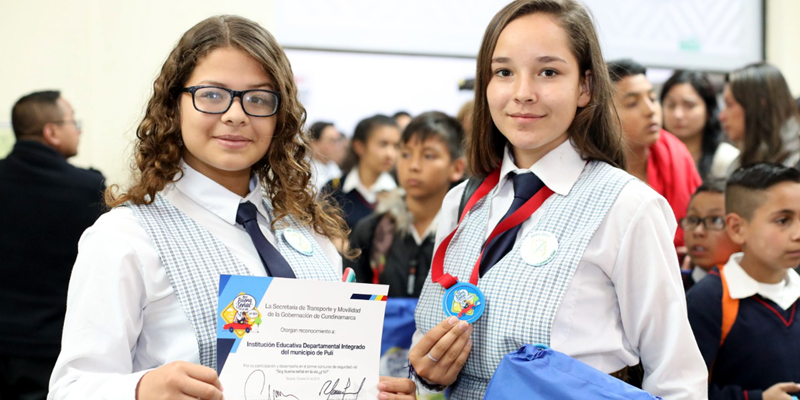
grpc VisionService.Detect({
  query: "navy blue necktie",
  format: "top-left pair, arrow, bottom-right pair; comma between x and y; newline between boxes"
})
236,201 -> 297,278
479,172 -> 545,277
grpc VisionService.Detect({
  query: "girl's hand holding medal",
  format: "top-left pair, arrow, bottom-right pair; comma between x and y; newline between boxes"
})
408,316 -> 474,387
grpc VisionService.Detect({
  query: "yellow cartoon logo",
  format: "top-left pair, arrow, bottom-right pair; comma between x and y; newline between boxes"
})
220,293 -> 262,338
450,289 -> 478,317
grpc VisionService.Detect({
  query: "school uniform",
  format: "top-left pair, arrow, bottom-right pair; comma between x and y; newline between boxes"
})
48,161 -> 342,400
310,157 -> 341,192
323,166 -> 397,229
414,139 -> 707,400
706,142 -> 740,181
346,190 -> 437,297
687,254 -> 800,400
683,266 -> 710,292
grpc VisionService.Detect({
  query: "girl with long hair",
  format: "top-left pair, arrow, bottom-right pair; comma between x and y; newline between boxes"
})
721,62 -> 800,171
407,1 -> 706,398
323,114 -> 401,230
48,15 -> 413,400
661,70 -> 739,180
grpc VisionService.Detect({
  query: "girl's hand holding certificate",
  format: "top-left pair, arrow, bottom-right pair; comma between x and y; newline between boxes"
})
137,361 -> 223,400
377,376 -> 416,400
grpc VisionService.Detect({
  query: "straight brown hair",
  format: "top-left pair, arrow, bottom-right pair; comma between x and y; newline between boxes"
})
727,62 -> 800,166
469,0 -> 625,177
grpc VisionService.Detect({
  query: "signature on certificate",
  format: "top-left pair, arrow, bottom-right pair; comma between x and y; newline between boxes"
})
244,370 -> 299,400
318,377 -> 366,400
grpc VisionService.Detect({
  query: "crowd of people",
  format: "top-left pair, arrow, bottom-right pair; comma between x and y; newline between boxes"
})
1,0 -> 800,399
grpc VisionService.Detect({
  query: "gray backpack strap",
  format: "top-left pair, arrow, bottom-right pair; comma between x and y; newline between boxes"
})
458,176 -> 485,221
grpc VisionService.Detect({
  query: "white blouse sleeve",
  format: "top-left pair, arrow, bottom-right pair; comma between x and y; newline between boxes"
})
48,210 -> 153,400
609,187 -> 708,400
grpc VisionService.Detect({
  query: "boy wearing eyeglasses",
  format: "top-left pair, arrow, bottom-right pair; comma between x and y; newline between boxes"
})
680,179 -> 741,291
687,163 -> 800,400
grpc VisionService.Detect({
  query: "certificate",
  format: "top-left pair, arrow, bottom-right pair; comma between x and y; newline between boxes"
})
217,274 -> 389,400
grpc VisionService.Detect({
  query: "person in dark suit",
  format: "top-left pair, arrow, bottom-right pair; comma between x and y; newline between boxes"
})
0,90 -> 105,400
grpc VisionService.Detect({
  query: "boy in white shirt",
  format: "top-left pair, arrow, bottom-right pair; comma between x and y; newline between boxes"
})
688,162 -> 800,400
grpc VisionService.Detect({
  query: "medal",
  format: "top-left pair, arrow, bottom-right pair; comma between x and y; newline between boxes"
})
442,282 -> 486,323
283,228 -> 314,256
521,231 -> 558,266
430,169 -> 556,323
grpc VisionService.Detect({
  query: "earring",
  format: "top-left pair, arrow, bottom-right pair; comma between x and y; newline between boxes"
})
177,138 -> 183,147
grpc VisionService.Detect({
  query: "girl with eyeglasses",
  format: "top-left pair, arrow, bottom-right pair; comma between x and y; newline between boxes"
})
48,15 -> 414,400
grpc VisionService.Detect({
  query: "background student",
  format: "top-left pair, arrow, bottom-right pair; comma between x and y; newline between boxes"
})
661,70 -> 740,181
607,59 -> 702,250
680,179 -> 741,291
347,111 -> 465,297
687,163 -> 800,400
408,1 -> 706,399
393,111 -> 413,132
48,15 -> 414,400
308,120 -> 343,192
720,62 -> 800,172
346,111 -> 465,385
323,114 -> 401,230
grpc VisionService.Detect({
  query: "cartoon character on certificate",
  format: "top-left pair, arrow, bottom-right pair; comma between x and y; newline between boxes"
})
220,292 -> 262,338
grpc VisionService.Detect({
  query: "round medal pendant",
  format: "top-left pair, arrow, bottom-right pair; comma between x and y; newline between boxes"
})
442,282 -> 486,323
283,228 -> 314,256
521,231 -> 558,266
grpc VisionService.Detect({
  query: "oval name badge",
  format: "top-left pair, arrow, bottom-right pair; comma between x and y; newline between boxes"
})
283,228 -> 314,256
521,231 -> 558,266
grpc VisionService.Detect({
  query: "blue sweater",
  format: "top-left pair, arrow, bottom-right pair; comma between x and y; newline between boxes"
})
687,270 -> 800,400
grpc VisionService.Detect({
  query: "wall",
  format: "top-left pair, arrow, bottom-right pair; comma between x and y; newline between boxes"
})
766,0 -> 800,97
0,0 -> 274,184
3,1 -> 792,186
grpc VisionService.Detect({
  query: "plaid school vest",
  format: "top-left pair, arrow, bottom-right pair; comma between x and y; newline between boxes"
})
129,194 -> 339,368
415,161 -> 634,399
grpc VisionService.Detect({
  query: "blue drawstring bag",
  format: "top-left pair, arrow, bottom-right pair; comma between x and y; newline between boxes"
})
484,344 -> 661,399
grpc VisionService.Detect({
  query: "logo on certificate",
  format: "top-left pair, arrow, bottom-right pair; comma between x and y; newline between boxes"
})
220,292 -> 262,338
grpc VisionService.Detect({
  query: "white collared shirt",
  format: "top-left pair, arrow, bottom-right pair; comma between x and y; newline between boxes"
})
48,161 -> 342,400
723,253 -> 800,310
415,139 -> 707,400
410,210 -> 441,246
310,158 -> 342,192
692,266 -> 710,284
341,166 -> 397,204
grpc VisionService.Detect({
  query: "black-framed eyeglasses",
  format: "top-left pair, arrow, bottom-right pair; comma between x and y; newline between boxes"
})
53,120 -> 82,130
182,85 -> 281,117
679,215 -> 726,231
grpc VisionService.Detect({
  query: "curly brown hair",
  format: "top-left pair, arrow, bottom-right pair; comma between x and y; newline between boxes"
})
106,15 -> 351,254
